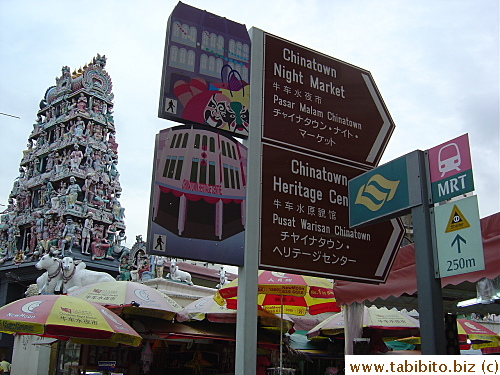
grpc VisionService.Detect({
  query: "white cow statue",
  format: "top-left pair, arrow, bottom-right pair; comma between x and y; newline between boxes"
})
167,259 -> 193,286
61,256 -> 116,294
35,252 -> 63,294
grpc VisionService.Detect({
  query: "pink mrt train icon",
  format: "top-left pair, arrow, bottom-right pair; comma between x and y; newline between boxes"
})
438,142 -> 461,177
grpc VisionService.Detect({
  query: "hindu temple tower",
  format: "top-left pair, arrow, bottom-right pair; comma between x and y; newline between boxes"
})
0,55 -> 127,353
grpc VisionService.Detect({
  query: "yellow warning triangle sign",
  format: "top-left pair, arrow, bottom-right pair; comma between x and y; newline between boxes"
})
445,204 -> 471,233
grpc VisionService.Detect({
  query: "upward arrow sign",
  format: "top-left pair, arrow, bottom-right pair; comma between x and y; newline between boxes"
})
451,234 -> 466,253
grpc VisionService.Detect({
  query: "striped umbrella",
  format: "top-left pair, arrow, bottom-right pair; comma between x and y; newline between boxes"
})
0,295 -> 141,346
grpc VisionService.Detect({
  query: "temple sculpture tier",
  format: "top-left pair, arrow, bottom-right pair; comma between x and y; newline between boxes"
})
0,54 -> 128,265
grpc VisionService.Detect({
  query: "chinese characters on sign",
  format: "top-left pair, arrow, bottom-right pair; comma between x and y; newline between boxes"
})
262,34 -> 395,167
260,144 -> 404,283
257,32 -> 402,282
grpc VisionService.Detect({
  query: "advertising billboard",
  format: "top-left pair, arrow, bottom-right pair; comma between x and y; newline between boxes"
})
147,125 -> 247,266
158,2 -> 251,138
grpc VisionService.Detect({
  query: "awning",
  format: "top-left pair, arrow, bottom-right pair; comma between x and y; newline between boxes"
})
130,316 -> 279,346
333,212 -> 500,313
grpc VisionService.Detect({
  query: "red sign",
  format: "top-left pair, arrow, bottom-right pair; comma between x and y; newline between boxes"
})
259,143 -> 404,283
262,33 -> 395,167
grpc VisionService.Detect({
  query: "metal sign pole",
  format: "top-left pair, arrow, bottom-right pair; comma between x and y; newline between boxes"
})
235,27 -> 265,375
411,150 -> 447,354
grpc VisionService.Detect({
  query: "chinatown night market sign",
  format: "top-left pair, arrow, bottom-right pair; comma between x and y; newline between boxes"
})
262,33 -> 395,168
254,31 -> 404,283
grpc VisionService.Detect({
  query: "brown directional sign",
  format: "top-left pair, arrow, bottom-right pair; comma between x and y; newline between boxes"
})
254,31 -> 402,282
262,33 -> 395,168
259,143 -> 404,283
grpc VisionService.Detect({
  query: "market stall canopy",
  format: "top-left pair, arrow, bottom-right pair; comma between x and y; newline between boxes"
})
176,295 -> 294,331
307,306 -> 419,339
333,212 -> 500,314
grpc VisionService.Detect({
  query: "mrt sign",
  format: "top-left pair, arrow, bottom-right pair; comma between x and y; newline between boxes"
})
427,134 -> 474,203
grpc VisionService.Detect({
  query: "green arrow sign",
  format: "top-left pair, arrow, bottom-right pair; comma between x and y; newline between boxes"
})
433,195 -> 484,278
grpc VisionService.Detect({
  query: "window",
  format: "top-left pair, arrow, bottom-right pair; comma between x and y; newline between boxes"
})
179,48 -> 187,65
202,135 -> 208,150
229,166 -> 236,188
243,44 -> 250,62
194,134 -> 200,149
173,22 -> 181,38
210,33 -> 217,49
181,133 -> 189,148
170,133 -> 177,148
181,24 -> 190,40
229,39 -> 235,55
235,168 -> 241,189
217,35 -> 224,53
167,156 -> 177,179
187,51 -> 195,71
163,156 -> 172,177
200,54 -> 208,73
208,56 -> 215,73
209,137 -> 215,152
209,161 -> 216,185
189,27 -> 197,45
216,59 -> 224,76
202,31 -> 209,48
169,46 -> 179,66
223,164 -> 229,188
190,158 -> 199,182
236,41 -> 243,59
175,133 -> 183,148
221,141 -> 227,156
199,160 -> 207,184
231,144 -> 237,159
174,156 -> 184,180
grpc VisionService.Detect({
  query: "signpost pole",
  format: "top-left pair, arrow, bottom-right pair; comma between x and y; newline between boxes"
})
235,27 -> 264,375
411,150 -> 447,354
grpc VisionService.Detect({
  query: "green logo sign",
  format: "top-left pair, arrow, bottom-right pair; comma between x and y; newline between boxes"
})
354,174 -> 400,212
349,151 -> 422,228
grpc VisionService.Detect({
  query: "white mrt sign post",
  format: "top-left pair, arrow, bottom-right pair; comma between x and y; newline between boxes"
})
433,195 -> 484,278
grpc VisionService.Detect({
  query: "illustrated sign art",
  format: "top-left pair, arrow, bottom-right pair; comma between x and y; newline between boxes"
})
427,133 -> 474,203
158,2 -> 251,138
147,125 -> 247,266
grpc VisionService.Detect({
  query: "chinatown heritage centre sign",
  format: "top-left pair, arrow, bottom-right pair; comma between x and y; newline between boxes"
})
253,30 -> 404,283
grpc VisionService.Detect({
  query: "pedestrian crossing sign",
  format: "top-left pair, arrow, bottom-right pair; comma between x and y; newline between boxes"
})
153,234 -> 166,252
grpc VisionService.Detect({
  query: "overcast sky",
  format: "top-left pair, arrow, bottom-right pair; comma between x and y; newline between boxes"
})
1,0 -> 498,250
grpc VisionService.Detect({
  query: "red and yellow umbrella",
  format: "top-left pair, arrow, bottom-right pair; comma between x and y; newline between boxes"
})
68,281 -> 182,321
457,319 -> 500,349
214,270 -> 339,316
0,295 -> 142,346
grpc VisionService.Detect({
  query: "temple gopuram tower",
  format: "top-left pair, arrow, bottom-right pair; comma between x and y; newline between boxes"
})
0,56 -> 126,341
